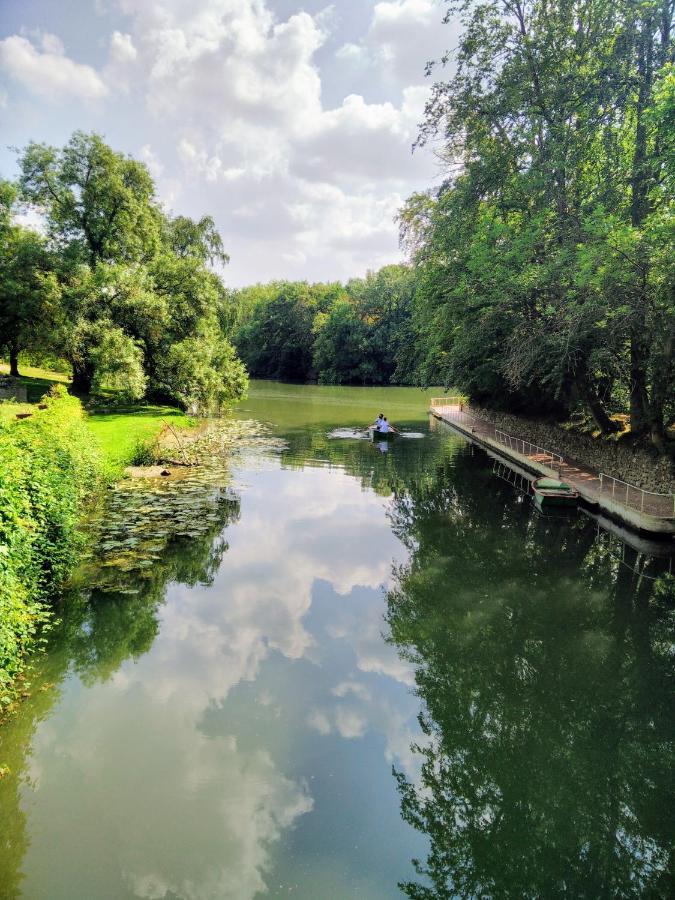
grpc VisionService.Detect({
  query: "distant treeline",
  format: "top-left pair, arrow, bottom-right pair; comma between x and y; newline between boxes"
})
227,265 -> 421,385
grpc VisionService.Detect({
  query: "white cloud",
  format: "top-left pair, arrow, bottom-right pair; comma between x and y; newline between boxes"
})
335,705 -> 368,738
1,0 -> 448,281
335,41 -> 365,62
360,0 -> 451,85
40,32 -> 65,56
109,30 -> 137,63
100,0 -> 442,281
139,144 -> 164,179
28,683 -> 313,899
307,708 -> 331,735
0,34 -> 108,100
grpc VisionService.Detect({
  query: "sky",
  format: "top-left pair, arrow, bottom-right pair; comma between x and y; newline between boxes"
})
0,0 -> 456,286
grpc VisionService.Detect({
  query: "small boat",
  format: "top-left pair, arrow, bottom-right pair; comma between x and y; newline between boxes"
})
532,477 -> 579,510
369,427 -> 397,441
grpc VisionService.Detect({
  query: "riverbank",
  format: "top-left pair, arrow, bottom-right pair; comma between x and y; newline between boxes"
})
0,366 -> 197,714
431,401 -> 675,536
469,405 -> 675,494
0,386 -> 103,712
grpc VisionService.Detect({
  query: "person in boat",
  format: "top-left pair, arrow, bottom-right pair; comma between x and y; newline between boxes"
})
374,413 -> 384,429
380,417 -> 399,434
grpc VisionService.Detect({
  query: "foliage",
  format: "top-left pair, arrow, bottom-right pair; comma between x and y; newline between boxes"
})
0,198 -> 62,377
11,131 -> 247,412
233,282 -> 331,381
402,0 -> 675,446
0,386 -> 103,707
19,131 -> 160,268
129,436 -> 160,467
231,266 -> 420,385
88,325 -> 148,400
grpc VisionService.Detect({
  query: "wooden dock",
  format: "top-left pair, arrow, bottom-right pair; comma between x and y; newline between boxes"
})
430,400 -> 675,537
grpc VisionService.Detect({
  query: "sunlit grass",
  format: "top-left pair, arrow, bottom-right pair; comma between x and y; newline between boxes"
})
0,361 -> 193,473
0,361 -> 71,403
86,406 -> 194,475
0,401 -> 34,425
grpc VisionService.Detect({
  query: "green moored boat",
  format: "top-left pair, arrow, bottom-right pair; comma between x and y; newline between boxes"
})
532,477 -> 579,510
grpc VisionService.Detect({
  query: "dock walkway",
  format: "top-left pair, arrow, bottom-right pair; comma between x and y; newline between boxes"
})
430,400 -> 675,536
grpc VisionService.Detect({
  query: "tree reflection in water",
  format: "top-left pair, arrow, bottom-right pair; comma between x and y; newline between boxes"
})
0,481 -> 240,897
385,450 -> 675,899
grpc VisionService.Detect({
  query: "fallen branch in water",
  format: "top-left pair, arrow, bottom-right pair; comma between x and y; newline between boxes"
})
161,420 -> 193,466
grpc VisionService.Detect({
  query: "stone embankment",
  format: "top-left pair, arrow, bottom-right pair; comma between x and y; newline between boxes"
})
470,405 -> 675,495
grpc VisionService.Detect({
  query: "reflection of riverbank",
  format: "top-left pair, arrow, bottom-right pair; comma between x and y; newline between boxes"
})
386,447 -> 675,899
0,460 -> 244,896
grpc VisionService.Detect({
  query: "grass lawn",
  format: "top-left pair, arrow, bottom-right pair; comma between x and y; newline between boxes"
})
1,361 -> 193,474
86,406 -> 193,474
0,401 -> 34,425
0,362 -> 71,402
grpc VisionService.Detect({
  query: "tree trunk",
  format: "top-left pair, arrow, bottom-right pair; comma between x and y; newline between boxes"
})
71,359 -> 94,395
578,375 -> 620,434
628,13 -> 654,439
648,328 -> 673,453
9,343 -> 20,378
629,321 -> 650,437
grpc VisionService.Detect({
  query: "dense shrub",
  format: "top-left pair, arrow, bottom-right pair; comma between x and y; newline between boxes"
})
0,385 -> 102,707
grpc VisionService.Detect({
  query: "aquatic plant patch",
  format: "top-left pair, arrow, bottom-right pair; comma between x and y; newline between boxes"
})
76,419 -> 283,597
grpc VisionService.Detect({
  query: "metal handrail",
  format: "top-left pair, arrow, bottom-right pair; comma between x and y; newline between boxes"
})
598,473 -> 675,519
494,429 -> 563,470
430,397 -> 465,408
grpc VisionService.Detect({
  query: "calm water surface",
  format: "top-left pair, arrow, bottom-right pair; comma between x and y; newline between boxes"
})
1,381 -> 673,899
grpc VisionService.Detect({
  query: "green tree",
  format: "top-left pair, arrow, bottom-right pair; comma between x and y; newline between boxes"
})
346,265 -> 417,383
19,131 -> 160,269
404,0 -> 674,444
234,282 -> 324,381
312,298 -> 374,384
14,132 -> 247,410
0,225 -> 61,378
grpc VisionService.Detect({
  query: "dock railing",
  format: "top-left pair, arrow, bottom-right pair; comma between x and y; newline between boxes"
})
598,474 -> 675,520
494,429 -> 563,471
430,397 -> 465,409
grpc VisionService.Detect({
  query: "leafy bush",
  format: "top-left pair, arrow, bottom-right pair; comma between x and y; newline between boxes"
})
0,385 -> 103,708
130,436 -> 160,466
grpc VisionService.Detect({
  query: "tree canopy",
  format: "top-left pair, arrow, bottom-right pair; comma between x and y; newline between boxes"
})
1,132 -> 247,413
401,0 -> 674,447
230,265 -> 420,385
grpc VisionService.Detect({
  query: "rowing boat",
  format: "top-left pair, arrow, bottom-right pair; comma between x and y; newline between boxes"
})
532,477 -> 579,510
369,428 -> 397,441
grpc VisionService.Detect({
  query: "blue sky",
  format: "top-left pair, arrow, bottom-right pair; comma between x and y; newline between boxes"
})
0,1 -> 456,284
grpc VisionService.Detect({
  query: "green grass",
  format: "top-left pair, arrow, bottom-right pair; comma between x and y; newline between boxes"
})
0,362 -> 70,403
0,402 -> 34,424
1,361 -> 193,474
86,406 -> 193,475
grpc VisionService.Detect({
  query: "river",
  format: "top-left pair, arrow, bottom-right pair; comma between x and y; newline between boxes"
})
0,381 -> 673,899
